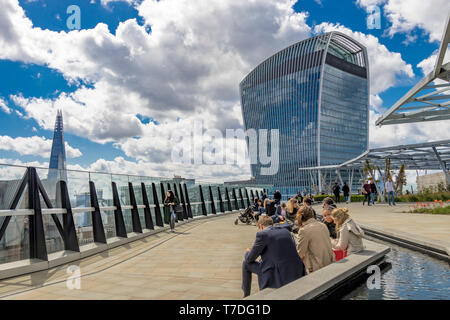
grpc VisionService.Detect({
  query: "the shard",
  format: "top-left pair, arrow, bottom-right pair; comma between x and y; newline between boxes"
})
47,110 -> 67,182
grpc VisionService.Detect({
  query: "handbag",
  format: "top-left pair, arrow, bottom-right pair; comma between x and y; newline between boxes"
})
174,204 -> 183,214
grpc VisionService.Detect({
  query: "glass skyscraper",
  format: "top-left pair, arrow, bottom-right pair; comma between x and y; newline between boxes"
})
47,109 -> 67,182
239,32 -> 369,195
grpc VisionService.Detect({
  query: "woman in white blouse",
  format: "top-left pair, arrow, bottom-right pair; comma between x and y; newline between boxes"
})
330,207 -> 365,255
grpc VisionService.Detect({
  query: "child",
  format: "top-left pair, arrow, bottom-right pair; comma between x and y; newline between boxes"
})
280,202 -> 287,219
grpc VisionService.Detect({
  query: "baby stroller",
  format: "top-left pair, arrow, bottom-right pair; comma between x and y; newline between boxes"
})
234,206 -> 256,225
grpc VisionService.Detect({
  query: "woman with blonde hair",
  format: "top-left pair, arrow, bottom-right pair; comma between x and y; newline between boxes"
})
330,207 -> 365,254
295,206 -> 334,274
285,198 -> 299,223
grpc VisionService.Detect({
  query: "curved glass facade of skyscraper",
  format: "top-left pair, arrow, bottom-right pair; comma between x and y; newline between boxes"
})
239,32 -> 369,195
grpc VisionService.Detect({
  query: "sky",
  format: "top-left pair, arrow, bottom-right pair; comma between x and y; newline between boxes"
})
0,0 -> 449,188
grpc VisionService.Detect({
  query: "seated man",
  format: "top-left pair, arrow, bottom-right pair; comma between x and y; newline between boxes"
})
302,197 -> 317,219
322,197 -> 336,210
242,216 -> 306,297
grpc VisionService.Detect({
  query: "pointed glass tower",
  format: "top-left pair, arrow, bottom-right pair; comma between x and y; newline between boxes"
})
48,110 -> 67,182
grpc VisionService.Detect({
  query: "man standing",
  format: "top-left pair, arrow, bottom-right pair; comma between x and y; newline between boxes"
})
273,190 -> 282,205
242,216 -> 306,297
332,182 -> 340,203
297,190 -> 303,204
370,180 -> 377,205
342,182 -> 350,204
362,180 -> 372,206
385,177 -> 396,206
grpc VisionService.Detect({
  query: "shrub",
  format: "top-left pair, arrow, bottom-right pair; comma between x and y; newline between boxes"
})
408,203 -> 450,215
396,192 -> 450,203
313,194 -> 364,202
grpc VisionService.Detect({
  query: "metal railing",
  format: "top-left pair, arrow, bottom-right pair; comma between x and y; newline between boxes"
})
0,164 -> 266,265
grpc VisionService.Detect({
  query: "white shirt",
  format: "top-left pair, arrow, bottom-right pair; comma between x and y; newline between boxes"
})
385,181 -> 394,192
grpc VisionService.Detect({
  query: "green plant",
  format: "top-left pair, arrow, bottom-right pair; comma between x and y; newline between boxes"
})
408,202 -> 450,215
313,194 -> 365,202
395,163 -> 407,195
396,192 -> 450,203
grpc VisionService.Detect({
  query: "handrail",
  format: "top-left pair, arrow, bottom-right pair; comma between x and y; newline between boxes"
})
42,208 -> 67,215
0,209 -> 34,217
0,165 -> 266,266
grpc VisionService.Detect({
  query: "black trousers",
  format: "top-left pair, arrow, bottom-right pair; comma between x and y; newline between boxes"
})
242,259 -> 260,297
334,193 -> 340,203
363,194 -> 371,205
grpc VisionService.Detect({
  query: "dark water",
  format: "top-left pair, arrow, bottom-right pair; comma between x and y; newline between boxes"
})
342,238 -> 450,300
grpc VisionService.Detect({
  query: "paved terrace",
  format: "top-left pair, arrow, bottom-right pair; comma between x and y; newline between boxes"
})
0,214 -> 260,300
0,203 -> 449,300
313,202 -> 450,243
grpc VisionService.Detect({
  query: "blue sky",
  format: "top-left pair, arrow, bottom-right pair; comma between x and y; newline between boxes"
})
0,0 -> 448,182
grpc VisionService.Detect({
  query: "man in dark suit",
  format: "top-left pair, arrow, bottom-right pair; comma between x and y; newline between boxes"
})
241,216 -> 306,297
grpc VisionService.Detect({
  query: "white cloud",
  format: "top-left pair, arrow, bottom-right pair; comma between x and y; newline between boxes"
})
0,135 -> 82,158
0,98 -> 11,114
11,82 -> 148,144
314,23 -> 414,95
1,0 -> 436,181
369,109 -> 450,148
370,94 -> 383,112
417,47 -> 450,76
100,0 -> 134,7
383,0 -> 449,42
2,0 -> 311,141
356,0 -> 385,7
357,0 -> 450,42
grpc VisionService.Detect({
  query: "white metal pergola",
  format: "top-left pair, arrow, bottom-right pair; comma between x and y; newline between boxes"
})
375,11 -> 450,126
298,139 -> 450,190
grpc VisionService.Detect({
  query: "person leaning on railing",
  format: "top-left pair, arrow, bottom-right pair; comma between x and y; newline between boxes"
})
295,206 -> 335,274
330,207 -> 365,255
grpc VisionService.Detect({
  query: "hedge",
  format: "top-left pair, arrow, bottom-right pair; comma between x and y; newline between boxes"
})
395,192 -> 450,203
312,192 -> 450,203
313,194 -> 365,202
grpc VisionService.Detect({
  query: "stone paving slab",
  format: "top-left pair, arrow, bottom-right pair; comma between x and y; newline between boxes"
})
0,214 -> 260,300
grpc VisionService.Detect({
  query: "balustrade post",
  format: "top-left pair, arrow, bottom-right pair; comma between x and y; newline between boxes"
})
112,182 -> 127,238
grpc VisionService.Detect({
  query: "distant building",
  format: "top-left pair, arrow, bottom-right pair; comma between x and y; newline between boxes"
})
161,175 -> 195,187
417,172 -> 449,193
48,110 -> 67,182
224,177 -> 257,185
240,32 -> 369,196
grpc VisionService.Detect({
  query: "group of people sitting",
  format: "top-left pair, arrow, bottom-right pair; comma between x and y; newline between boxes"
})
242,194 -> 365,297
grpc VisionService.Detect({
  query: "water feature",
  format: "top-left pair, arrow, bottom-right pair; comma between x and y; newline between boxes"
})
342,237 -> 450,300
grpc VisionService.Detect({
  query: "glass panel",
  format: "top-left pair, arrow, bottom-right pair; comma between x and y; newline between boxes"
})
90,172 -> 116,239
111,174 -> 132,234
0,165 -> 29,263
66,170 -> 93,246
128,177 -> 146,229
36,167 -> 64,254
